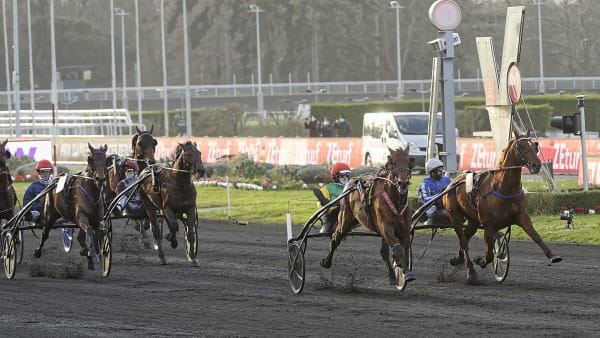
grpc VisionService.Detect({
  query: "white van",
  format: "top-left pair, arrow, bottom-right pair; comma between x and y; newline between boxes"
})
361,112 -> 443,171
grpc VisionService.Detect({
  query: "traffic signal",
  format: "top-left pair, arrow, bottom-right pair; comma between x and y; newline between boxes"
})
550,113 -> 581,134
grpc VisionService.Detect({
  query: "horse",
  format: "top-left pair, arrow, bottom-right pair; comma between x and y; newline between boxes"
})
0,139 -> 16,226
320,145 -> 415,288
132,125 -> 157,172
105,153 -> 123,205
33,143 -> 108,270
442,129 -> 562,285
137,141 -> 205,266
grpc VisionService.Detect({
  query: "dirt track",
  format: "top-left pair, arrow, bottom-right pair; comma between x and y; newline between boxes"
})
1,219 -> 598,337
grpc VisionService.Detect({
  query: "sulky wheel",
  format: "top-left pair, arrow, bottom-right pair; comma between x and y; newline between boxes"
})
14,230 -> 24,264
100,231 -> 112,277
492,231 -> 510,282
288,241 -> 306,294
3,232 -> 17,279
62,228 -> 74,253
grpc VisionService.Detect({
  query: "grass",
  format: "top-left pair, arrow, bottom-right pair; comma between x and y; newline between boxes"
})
10,177 -> 600,245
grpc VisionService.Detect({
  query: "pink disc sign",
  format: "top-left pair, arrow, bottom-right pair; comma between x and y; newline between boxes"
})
508,64 -> 522,104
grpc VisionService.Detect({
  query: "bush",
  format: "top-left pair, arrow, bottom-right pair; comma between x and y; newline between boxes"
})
297,165 -> 331,184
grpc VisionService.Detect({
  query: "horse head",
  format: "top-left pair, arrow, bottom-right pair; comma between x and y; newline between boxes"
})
134,125 -> 157,165
87,143 -> 108,189
175,141 -> 205,178
509,129 -> 541,174
385,144 -> 412,195
0,139 -> 10,167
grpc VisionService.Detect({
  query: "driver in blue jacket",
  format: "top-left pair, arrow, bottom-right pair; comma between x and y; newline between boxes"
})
417,158 -> 451,225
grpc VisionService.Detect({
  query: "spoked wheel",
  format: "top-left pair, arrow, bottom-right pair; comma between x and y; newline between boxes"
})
14,230 -> 24,264
492,231 -> 510,282
3,232 -> 17,279
288,240 -> 306,294
100,231 -> 112,277
184,216 -> 198,262
62,227 -> 74,253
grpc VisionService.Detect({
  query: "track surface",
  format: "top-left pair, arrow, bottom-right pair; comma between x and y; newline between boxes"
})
1,220 -> 598,337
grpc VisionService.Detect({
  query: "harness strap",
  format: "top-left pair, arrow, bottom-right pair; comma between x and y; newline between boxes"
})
491,187 -> 524,199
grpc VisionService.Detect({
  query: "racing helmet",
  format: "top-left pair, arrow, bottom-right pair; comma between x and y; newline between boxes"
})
331,162 -> 351,178
123,159 -> 139,172
425,158 -> 444,174
35,159 -> 53,172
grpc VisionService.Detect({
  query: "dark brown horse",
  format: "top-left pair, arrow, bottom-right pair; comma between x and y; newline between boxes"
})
0,139 -> 16,226
137,141 -> 205,266
320,145 -> 415,289
132,125 -> 157,172
105,153 -> 123,205
442,129 -> 562,284
34,143 -> 108,270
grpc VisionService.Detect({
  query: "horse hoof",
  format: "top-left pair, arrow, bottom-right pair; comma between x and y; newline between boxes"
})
550,256 -> 562,264
404,272 -> 416,283
159,256 -> 167,265
466,271 -> 478,285
319,259 -> 331,269
170,239 -> 178,249
143,242 -> 152,249
166,233 -> 178,249
474,257 -> 487,268
190,259 -> 199,267
33,249 -> 41,258
80,248 -> 88,257
449,257 -> 462,266
87,257 -> 95,270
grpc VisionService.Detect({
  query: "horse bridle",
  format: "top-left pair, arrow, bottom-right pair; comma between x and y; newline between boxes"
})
384,157 -> 412,195
135,132 -> 157,162
514,136 -> 540,171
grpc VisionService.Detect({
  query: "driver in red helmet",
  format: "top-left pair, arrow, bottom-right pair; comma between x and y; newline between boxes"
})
313,162 -> 352,233
23,159 -> 54,223
114,159 -> 142,216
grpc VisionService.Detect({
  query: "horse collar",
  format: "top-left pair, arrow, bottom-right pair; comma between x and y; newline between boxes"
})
491,185 -> 524,199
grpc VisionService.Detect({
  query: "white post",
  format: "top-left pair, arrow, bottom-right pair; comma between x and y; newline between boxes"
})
535,0 -> 545,94
110,0 -> 117,117
115,7 -> 128,109
182,0 -> 192,136
249,4 -> 264,119
160,0 -> 169,136
134,0 -> 143,127
390,1 -> 403,99
12,0 -> 20,136
27,0 -> 35,135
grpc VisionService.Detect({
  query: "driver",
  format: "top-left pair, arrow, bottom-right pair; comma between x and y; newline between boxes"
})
114,159 -> 143,216
23,159 -> 54,224
313,162 -> 351,233
417,158 -> 451,225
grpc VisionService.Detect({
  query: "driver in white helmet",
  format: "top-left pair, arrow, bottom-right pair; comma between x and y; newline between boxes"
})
417,158 -> 451,225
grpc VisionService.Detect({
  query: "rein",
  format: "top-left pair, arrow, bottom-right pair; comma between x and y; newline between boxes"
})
372,176 -> 410,216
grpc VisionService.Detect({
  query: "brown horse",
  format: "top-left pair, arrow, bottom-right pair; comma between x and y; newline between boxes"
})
0,139 -> 16,226
132,125 -> 157,172
104,153 -> 123,205
34,143 -> 108,270
442,129 -> 562,284
137,141 -> 205,266
320,145 -> 415,289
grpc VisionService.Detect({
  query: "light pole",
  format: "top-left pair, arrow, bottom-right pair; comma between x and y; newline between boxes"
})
115,7 -> 128,109
110,0 -> 117,116
27,0 -> 35,135
134,0 -> 143,127
249,4 -> 264,119
390,1 -> 404,99
534,0 -> 545,94
160,0 -> 169,136
12,0 -> 21,136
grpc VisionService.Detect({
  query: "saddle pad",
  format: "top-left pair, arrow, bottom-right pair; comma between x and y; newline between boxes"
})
56,174 -> 68,193
465,172 -> 473,193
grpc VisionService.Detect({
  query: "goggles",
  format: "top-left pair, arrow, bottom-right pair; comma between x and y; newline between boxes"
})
38,169 -> 52,173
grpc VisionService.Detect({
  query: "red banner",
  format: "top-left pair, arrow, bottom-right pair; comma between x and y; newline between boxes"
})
150,136 -> 592,175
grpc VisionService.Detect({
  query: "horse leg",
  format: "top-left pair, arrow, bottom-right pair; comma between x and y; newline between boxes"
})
163,208 -> 179,249
85,226 -> 97,270
519,215 -> 562,263
320,206 -> 352,268
77,229 -> 88,256
379,242 -> 395,284
33,217 -> 55,258
451,220 -> 478,285
184,208 -> 199,267
450,220 -> 477,266
474,227 -> 495,268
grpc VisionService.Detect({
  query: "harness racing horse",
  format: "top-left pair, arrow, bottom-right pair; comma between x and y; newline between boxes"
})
34,144 -> 108,271
105,153 -> 124,206
442,129 -> 562,285
132,125 -> 157,172
0,139 -> 16,226
320,145 -> 415,289
137,141 -> 205,266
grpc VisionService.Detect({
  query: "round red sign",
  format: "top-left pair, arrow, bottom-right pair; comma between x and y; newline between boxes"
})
507,64 -> 522,104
